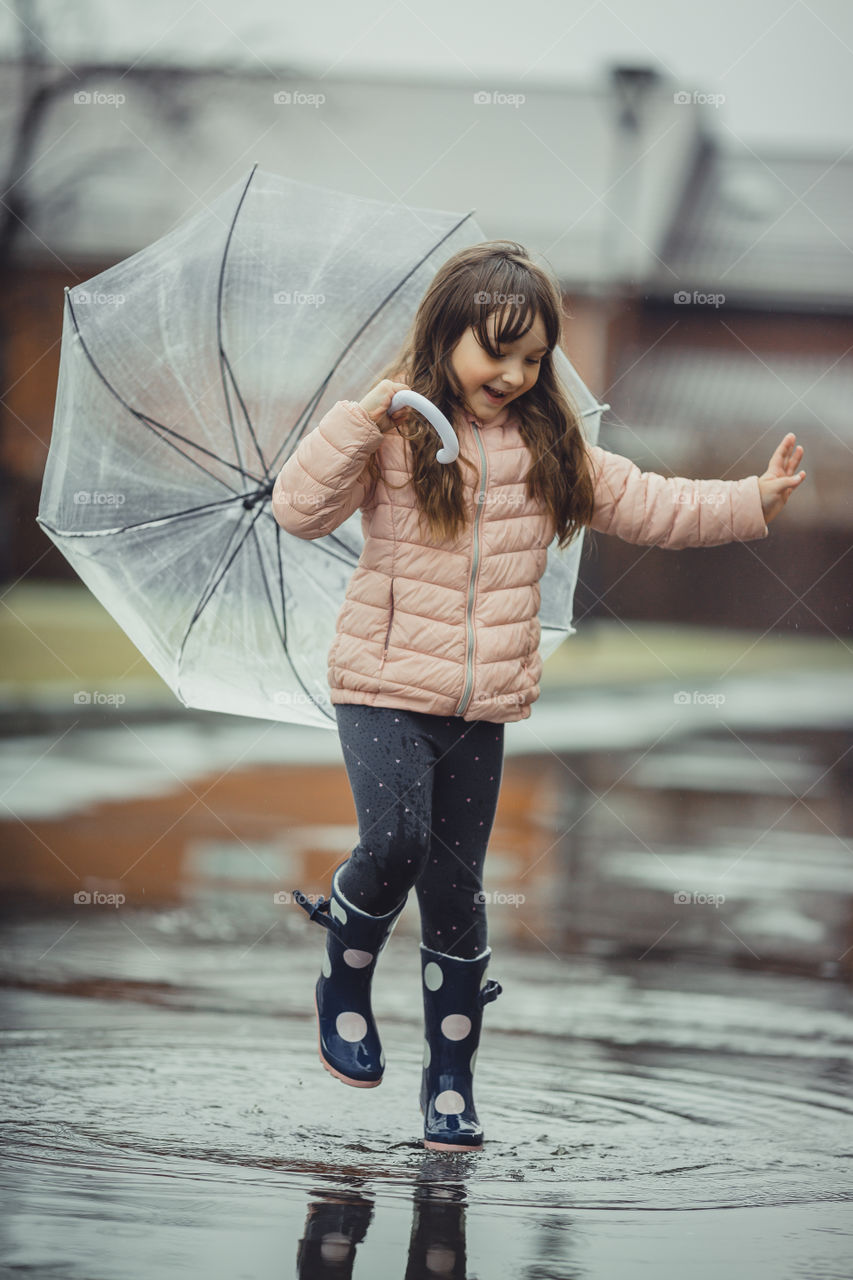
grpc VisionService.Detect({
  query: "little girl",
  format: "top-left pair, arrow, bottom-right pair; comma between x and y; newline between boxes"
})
272,240 -> 805,1153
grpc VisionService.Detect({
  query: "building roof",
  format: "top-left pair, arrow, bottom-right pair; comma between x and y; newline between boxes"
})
654,146 -> 853,310
2,61 -> 851,310
0,61 -> 703,288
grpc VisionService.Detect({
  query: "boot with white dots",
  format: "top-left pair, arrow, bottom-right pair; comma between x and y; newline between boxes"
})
419,943 -> 502,1151
293,867 -> 406,1088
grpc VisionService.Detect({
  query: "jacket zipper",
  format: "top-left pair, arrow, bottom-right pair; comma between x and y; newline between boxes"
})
454,422 -> 487,715
383,578 -> 395,654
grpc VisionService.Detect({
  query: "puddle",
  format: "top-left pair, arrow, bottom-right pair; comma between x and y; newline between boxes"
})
1,677 -> 852,1276
2,901 -> 853,1277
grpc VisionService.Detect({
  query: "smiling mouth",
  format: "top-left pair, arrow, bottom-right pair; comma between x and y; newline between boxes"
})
483,385 -> 509,400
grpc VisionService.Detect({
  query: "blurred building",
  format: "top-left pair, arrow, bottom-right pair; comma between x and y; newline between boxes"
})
1,60 -> 851,630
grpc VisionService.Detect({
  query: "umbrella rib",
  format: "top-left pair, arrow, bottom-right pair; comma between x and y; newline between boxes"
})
266,208 -> 478,477
250,509 -> 358,724
249,520 -> 285,651
216,163 -> 269,478
274,520 -> 287,650
261,521 -> 337,725
66,292 -> 264,491
220,345 -> 268,475
36,491 -> 266,540
315,530 -> 360,568
254,506 -> 360,571
135,412 -> 264,487
176,504 -> 265,687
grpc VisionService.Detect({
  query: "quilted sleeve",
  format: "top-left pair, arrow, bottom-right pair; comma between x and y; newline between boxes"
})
585,444 -> 769,549
271,400 -> 384,541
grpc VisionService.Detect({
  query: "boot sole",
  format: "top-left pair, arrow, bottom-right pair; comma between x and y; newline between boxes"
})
423,1138 -> 483,1152
314,989 -> 382,1089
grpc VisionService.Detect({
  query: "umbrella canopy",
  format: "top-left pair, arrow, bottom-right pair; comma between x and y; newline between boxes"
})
37,165 -> 606,730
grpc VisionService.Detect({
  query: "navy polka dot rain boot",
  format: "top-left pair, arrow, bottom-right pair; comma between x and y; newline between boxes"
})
293,867 -> 406,1088
419,943 -> 503,1151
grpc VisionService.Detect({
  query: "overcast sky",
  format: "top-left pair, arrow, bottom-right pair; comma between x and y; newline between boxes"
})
2,0 -> 852,150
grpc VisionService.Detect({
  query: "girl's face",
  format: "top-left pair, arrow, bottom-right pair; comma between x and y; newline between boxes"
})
449,308 -> 549,422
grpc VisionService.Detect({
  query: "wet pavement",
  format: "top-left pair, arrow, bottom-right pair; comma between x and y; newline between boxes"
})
2,669 -> 852,1277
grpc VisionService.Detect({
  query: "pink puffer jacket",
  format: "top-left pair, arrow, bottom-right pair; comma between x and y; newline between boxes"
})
272,398 -> 768,724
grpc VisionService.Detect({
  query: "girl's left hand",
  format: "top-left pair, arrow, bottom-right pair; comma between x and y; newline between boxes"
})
758,433 -> 806,524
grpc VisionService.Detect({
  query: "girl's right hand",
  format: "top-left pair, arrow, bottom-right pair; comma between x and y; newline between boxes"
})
359,380 -> 412,434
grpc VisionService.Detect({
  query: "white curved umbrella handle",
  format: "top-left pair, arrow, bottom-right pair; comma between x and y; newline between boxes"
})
389,390 -> 459,464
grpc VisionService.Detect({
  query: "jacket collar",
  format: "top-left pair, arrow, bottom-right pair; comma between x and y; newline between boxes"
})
454,402 -> 514,432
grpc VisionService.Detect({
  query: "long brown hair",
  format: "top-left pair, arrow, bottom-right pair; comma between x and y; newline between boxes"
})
362,240 -> 596,550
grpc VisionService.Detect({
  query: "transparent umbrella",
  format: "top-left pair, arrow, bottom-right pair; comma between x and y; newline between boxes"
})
37,165 -> 607,730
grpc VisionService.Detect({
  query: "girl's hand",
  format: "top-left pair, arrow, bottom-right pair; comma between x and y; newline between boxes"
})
757,433 -> 806,524
359,380 -> 412,434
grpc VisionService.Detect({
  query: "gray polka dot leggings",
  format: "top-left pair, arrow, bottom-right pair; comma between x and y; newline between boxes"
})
333,704 -> 505,958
